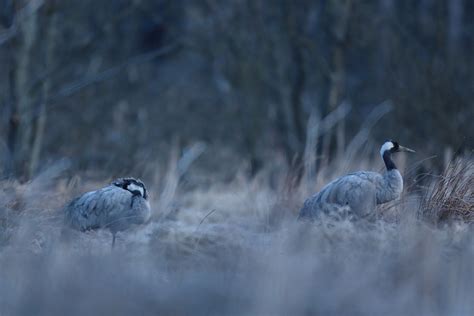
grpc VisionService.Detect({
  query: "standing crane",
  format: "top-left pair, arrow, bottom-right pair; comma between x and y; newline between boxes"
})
299,140 -> 415,220
64,177 -> 151,247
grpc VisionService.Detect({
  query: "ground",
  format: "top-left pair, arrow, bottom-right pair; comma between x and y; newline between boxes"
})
0,158 -> 472,315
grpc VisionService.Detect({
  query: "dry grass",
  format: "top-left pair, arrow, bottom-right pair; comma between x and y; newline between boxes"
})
0,155 -> 474,315
421,157 -> 474,224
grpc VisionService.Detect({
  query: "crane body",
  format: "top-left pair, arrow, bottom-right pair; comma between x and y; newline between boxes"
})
299,141 -> 414,219
64,177 -> 151,247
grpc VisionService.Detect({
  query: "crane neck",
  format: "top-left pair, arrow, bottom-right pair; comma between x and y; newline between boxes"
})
378,167 -> 403,204
382,150 -> 397,171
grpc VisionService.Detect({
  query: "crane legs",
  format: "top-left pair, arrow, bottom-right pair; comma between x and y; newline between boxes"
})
111,233 -> 116,249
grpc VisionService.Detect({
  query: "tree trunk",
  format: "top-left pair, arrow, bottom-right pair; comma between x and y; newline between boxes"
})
29,6 -> 57,178
277,2 -> 307,184
447,0 -> 463,60
322,0 -> 352,163
2,0 -> 15,176
11,4 -> 39,179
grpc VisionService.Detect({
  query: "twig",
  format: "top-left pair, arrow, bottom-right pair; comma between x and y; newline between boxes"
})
194,209 -> 217,233
51,43 -> 179,101
343,101 -> 393,165
0,0 -> 44,46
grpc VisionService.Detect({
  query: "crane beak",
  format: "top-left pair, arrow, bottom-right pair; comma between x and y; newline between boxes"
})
398,145 -> 415,153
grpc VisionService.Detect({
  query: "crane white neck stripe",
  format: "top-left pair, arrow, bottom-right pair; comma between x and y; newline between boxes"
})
380,141 -> 394,157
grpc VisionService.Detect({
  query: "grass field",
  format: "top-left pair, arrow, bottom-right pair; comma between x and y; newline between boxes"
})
0,155 -> 473,315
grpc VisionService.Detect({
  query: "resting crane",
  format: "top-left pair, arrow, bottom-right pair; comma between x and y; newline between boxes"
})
64,177 -> 151,247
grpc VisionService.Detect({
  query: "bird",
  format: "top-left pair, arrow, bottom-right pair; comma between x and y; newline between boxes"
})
64,177 -> 151,247
299,140 -> 415,220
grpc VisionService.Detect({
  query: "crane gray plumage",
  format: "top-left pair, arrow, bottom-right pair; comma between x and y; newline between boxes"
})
299,140 -> 415,220
64,177 -> 151,247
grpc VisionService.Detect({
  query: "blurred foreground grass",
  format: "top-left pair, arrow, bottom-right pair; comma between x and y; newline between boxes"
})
0,155 -> 472,315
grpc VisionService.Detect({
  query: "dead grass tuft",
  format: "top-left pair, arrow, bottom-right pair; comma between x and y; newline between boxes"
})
420,157 -> 474,224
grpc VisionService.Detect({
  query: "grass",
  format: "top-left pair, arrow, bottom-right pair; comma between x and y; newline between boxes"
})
0,153 -> 473,315
421,158 -> 474,224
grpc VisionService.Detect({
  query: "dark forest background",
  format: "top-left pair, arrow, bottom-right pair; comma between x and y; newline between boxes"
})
0,3 -> 473,314
0,0 -> 472,182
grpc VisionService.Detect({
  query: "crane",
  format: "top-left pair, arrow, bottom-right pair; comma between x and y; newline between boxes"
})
64,177 -> 151,247
299,140 -> 415,220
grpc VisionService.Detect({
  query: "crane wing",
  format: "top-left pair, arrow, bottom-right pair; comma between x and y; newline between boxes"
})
300,171 -> 382,219
65,185 -> 133,231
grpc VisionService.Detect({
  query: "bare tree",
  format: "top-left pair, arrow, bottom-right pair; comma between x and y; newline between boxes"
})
7,0 -> 42,179
322,0 -> 352,162
447,0 -> 463,60
29,1 -> 58,178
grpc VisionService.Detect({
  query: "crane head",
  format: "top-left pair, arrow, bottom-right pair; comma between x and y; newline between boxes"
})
113,177 -> 148,199
380,140 -> 415,157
